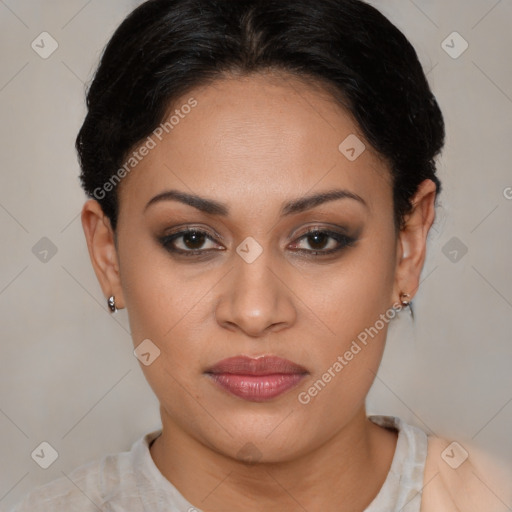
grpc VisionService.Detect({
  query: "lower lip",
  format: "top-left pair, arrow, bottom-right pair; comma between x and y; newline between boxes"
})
207,373 -> 306,402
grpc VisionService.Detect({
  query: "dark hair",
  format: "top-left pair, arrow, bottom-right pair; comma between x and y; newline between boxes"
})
76,0 -> 445,232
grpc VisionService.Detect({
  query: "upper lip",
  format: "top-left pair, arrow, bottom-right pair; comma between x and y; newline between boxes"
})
205,355 -> 308,376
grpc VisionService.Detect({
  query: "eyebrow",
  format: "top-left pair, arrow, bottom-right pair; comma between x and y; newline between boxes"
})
144,188 -> 368,217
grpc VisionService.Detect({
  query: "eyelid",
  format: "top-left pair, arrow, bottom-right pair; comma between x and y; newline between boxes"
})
158,229 -> 224,258
289,222 -> 353,239
289,227 -> 355,250
158,223 -> 358,256
163,224 -> 225,242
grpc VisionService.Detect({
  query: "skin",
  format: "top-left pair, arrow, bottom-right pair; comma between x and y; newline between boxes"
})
81,71 -> 437,511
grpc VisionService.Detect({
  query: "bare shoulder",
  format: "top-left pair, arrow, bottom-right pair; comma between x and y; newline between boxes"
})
420,434 -> 512,512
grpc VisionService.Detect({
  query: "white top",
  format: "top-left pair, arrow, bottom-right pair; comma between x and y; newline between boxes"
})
8,415 -> 428,512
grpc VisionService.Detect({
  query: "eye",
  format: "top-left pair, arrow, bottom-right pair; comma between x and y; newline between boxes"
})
159,228 -> 224,256
289,228 -> 356,256
158,226 -> 356,259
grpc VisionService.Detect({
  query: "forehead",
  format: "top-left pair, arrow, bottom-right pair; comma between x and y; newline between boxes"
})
118,72 -> 392,217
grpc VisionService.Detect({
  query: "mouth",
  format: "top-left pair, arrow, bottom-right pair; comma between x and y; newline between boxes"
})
204,355 -> 309,402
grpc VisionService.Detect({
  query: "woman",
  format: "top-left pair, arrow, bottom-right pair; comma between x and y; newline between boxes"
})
9,0 -> 511,510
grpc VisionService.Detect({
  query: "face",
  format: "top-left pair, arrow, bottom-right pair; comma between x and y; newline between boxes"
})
83,71 -> 433,463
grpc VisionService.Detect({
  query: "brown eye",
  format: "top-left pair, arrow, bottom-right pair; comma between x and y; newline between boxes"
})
289,229 -> 356,255
304,231 -> 332,251
159,228 -> 223,255
180,230 -> 208,250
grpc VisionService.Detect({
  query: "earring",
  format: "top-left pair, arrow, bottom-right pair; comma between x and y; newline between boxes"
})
108,295 -> 117,313
399,292 -> 414,320
400,292 -> 411,307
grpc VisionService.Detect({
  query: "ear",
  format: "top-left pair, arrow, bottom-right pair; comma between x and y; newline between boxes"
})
393,179 -> 437,303
81,199 -> 125,310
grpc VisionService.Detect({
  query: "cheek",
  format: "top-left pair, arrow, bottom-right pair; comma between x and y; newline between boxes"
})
118,232 -> 188,336
296,229 -> 397,401
305,233 -> 397,345
118,238 -> 213,379
296,272 -> 395,423
119,253 -> 208,416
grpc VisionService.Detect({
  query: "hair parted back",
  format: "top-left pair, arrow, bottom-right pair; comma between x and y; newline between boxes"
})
76,0 -> 445,232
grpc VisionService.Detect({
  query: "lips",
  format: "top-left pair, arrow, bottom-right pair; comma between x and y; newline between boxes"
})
206,355 -> 308,375
205,355 -> 308,402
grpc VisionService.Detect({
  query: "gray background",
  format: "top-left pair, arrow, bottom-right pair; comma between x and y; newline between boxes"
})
1,0 -> 511,509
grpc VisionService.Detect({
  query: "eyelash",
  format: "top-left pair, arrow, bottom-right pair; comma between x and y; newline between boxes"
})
158,226 -> 356,258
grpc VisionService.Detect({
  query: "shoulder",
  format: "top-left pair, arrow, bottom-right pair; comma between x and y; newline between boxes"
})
7,444 -> 138,512
421,434 -> 512,512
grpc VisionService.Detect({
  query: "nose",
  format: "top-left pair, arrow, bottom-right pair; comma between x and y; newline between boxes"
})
215,247 -> 297,337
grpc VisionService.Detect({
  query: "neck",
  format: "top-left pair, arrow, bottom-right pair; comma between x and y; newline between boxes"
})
150,405 -> 398,511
